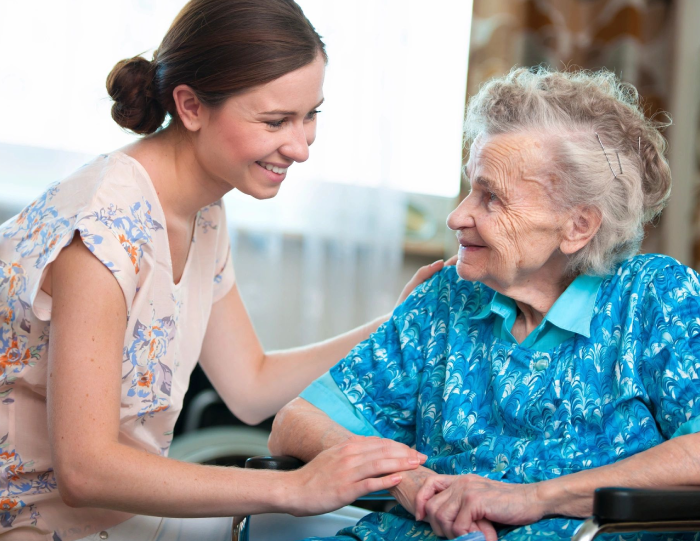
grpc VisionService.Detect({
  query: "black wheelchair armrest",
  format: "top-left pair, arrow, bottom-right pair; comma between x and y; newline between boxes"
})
572,486 -> 700,541
245,455 -> 304,471
594,486 -> 700,523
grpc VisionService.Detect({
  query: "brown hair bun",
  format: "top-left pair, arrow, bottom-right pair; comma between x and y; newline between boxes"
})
105,0 -> 326,136
106,56 -> 166,135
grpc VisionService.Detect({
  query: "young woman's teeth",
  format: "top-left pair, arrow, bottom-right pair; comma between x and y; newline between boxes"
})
259,162 -> 287,174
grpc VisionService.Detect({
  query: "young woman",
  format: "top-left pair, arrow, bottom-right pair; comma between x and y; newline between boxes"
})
0,1 -> 446,539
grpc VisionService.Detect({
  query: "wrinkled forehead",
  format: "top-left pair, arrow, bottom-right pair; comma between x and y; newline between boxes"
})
465,132 -> 552,186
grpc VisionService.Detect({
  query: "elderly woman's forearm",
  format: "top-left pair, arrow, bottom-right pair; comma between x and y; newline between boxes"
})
537,432 -> 700,517
269,397 -> 353,461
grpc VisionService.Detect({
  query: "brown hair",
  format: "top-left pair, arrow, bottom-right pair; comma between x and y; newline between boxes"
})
106,0 -> 327,135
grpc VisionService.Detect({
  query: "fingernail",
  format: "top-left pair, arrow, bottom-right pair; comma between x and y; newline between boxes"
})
391,474 -> 402,483
430,260 -> 443,267
409,458 -> 421,464
419,453 -> 428,460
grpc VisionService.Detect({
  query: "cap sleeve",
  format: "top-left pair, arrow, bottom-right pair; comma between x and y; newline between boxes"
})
30,195 -> 155,321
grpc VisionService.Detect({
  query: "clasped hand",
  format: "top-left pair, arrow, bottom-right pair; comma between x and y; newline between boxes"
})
406,473 -> 546,540
288,436 -> 427,517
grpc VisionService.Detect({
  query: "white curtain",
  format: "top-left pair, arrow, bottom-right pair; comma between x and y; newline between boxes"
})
0,0 -> 472,348
224,182 -> 406,349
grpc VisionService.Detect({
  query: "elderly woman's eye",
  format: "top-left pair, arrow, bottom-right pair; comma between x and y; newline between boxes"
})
488,192 -> 499,203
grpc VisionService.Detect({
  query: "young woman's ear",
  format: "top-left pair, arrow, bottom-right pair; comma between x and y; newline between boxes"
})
172,84 -> 205,132
560,206 -> 602,255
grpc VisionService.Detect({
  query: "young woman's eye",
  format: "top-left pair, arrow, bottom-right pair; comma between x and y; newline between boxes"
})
265,118 -> 286,129
306,109 -> 321,121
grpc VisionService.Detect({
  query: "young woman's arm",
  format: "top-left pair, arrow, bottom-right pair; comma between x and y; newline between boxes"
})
199,260 -> 451,424
48,238 -> 425,516
269,397 -> 434,516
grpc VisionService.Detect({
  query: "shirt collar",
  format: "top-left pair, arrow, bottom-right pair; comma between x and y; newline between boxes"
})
471,274 -> 605,338
472,291 -> 514,322
545,274 -> 605,338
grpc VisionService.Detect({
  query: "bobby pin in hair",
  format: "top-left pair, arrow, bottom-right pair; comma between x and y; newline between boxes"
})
595,132 -> 623,179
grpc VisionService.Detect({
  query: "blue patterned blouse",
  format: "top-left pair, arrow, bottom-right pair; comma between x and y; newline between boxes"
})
301,254 -> 700,541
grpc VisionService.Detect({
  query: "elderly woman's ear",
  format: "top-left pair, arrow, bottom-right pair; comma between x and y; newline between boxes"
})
559,206 -> 602,256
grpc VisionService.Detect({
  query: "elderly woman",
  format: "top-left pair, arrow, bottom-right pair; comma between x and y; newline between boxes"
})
269,67 -> 700,541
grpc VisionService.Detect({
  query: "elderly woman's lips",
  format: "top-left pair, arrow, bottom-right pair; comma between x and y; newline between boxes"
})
459,243 -> 485,252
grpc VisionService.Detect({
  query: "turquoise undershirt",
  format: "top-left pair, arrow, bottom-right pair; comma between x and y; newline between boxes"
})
301,274 -> 606,438
470,273 -> 603,349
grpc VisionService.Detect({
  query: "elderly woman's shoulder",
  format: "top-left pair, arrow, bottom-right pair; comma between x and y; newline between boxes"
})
412,265 -> 494,311
604,253 -> 700,307
613,253 -> 696,281
434,265 -> 487,292
407,265 -> 485,301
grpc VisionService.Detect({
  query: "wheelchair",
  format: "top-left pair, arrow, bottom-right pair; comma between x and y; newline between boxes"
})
237,456 -> 700,541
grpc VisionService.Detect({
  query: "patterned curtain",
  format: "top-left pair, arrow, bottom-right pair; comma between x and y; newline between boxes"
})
693,109 -> 700,266
464,0 -> 675,251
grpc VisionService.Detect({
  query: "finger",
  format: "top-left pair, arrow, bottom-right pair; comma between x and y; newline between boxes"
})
421,260 -> 444,277
415,477 -> 449,521
395,260 -> 445,307
410,260 -> 444,285
414,488 -> 435,521
343,437 -> 424,461
338,441 -> 426,478
354,456 -> 423,481
437,500 -> 461,539
350,473 -> 403,499
375,439 -> 427,461
358,441 -> 427,465
424,486 -> 453,519
445,254 -> 458,266
424,489 -> 455,534
477,519 -> 498,541
429,499 -> 459,540
452,507 -> 476,537
428,515 -> 446,539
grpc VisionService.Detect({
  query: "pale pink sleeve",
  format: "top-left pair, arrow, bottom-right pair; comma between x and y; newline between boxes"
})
28,184 -> 143,321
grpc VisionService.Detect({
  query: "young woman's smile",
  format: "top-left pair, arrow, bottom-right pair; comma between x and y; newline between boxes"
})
191,52 -> 326,200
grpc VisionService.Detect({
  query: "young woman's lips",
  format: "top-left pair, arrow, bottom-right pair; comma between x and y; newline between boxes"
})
255,161 -> 289,183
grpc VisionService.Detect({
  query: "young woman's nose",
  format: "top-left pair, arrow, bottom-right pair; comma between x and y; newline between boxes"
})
447,194 -> 476,231
280,122 -> 312,163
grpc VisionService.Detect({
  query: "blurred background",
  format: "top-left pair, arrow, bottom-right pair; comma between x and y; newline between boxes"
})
1,0 -> 699,471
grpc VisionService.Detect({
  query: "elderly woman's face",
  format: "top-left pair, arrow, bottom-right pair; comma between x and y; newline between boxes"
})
447,133 -> 570,291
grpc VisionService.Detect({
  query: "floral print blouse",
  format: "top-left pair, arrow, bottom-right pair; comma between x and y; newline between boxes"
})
0,151 -> 235,540
303,257 -> 700,541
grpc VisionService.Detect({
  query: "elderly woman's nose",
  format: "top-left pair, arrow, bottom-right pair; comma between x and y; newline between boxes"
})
281,123 -> 312,163
447,197 -> 476,230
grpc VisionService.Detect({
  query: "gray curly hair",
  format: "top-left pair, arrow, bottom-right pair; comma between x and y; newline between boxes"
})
464,66 -> 672,276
